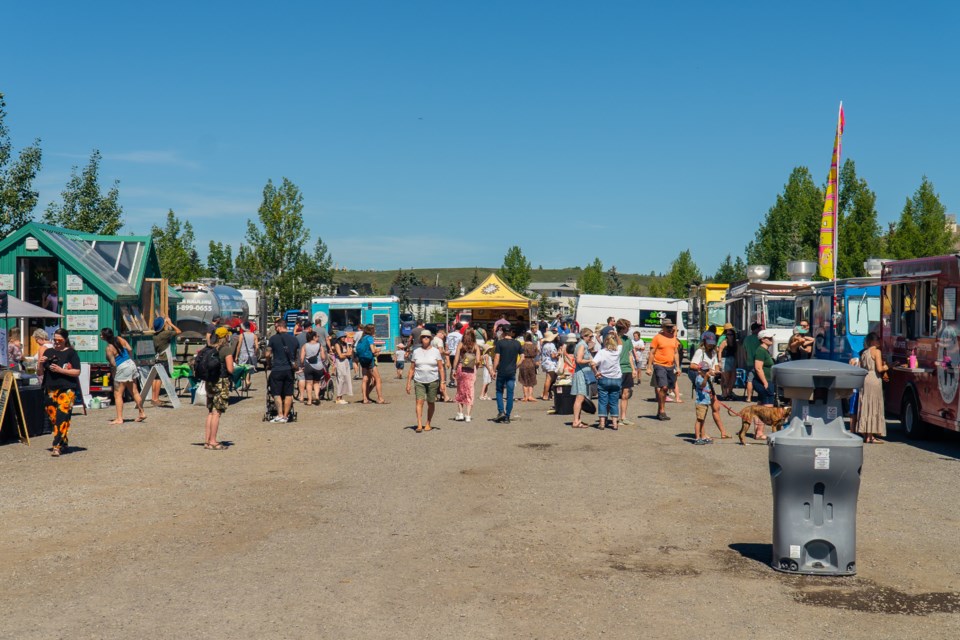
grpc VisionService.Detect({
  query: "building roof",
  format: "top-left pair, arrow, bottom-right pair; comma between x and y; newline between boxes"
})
390,285 -> 447,301
0,222 -> 157,301
527,281 -> 579,291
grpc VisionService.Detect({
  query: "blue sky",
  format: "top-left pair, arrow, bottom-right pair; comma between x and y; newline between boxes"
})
5,1 -> 958,275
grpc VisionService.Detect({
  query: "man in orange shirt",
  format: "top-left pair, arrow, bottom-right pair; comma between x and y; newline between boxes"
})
645,318 -> 682,421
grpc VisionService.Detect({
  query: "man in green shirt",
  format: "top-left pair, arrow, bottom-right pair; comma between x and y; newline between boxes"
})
616,319 -> 636,426
742,322 -> 762,402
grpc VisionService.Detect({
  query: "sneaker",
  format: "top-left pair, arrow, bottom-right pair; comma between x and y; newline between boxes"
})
503,416 -> 511,424
494,414 -> 506,423
271,416 -> 287,423
693,438 -> 705,445
465,416 -> 472,423
619,419 -> 634,426
454,413 -> 465,421
657,413 -> 671,421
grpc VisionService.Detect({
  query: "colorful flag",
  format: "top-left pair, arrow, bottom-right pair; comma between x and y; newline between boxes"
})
818,103 -> 845,280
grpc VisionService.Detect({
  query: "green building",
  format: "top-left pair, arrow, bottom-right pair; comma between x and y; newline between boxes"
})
0,223 -> 179,373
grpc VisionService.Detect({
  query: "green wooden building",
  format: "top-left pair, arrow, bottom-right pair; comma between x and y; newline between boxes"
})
0,222 -> 179,369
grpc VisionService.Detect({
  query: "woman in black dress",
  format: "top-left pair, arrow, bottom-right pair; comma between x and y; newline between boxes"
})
41,328 -> 82,457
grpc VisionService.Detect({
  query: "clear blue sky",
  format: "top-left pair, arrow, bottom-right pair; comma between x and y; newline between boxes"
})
5,1 -> 958,275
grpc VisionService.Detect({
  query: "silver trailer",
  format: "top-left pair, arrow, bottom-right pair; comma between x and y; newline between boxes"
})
175,283 -> 249,342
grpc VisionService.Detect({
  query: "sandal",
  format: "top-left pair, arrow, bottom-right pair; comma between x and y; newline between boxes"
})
136,415 -> 147,423
755,434 -> 768,441
50,447 -> 61,457
571,423 -> 588,429
423,425 -> 432,431
108,419 -> 124,425
720,434 -> 732,439
415,426 -> 423,433
204,443 -> 227,450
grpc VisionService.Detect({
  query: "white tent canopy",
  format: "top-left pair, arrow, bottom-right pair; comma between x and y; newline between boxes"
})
2,294 -> 62,319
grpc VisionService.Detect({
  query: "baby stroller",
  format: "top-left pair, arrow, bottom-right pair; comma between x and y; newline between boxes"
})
316,363 -> 335,403
262,368 -> 299,423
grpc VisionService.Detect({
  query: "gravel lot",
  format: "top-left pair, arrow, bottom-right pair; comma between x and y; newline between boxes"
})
2,365 -> 960,639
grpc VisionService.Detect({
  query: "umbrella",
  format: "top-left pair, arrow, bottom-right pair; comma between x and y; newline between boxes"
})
2,294 -> 62,319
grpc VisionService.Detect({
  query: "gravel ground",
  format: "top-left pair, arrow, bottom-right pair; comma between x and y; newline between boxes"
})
2,366 -> 960,639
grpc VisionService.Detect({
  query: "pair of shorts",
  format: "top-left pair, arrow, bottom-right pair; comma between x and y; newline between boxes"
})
723,357 -> 737,373
395,361 -> 405,370
414,380 -> 440,402
269,369 -> 295,397
359,357 -> 375,370
695,404 -> 710,420
205,377 -> 231,413
114,359 -> 137,383
620,372 -> 634,390
653,364 -> 677,389
295,369 -> 305,381
754,379 -> 775,405
304,367 -> 325,382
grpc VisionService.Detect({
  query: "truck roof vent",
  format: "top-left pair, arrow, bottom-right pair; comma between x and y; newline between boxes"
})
747,265 -> 770,282
786,261 -> 817,282
863,258 -> 883,278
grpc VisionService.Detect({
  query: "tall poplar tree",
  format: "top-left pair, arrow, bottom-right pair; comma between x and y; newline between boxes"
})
499,246 -> 532,293
835,159 -> 882,278
577,258 -> 606,295
887,177 -> 955,259
151,209 -> 204,284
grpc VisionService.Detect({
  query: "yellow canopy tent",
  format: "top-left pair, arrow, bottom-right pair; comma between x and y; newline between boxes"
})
447,273 -> 538,330
447,273 -> 537,310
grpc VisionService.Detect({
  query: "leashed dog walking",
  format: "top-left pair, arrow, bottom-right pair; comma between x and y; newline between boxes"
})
726,404 -> 792,445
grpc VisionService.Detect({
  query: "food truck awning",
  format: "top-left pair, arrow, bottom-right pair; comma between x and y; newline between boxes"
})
2,295 -> 62,319
447,273 -> 538,310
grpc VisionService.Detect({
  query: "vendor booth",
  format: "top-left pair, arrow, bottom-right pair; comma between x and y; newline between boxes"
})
446,273 -> 538,336
0,222 -> 177,397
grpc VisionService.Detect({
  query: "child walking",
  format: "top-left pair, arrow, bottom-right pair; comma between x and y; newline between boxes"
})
479,344 -> 495,400
693,362 -> 713,445
393,344 -> 406,379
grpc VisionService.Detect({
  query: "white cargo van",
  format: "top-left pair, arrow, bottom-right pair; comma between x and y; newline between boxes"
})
575,294 -> 691,351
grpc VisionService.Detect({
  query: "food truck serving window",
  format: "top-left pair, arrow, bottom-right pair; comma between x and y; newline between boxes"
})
847,296 -> 880,336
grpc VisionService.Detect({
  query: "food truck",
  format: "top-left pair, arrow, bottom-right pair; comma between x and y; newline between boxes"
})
0,222 -> 176,395
793,277 -> 880,364
725,262 -> 814,363
881,254 -> 960,438
310,296 -> 401,355
688,283 -> 729,343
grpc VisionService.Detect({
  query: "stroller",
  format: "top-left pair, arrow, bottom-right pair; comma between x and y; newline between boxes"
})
262,368 -> 299,423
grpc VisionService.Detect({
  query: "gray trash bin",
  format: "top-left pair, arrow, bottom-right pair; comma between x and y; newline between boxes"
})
768,359 -> 867,576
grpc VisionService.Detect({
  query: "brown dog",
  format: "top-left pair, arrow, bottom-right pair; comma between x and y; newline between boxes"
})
727,405 -> 792,445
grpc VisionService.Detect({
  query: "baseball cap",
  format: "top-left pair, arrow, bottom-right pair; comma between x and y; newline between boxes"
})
215,326 -> 230,339
758,329 -> 775,340
703,334 -> 717,345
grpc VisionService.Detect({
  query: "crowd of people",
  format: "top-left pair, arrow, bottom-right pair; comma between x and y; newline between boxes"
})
8,304 -> 890,455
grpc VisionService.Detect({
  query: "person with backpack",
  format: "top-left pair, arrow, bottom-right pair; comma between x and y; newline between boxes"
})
356,324 -> 386,404
101,327 -> 147,425
197,326 -> 235,449
299,330 -> 327,406
267,319 -> 300,423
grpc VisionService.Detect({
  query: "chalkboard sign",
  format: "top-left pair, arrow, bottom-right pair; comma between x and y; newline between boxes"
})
0,372 -> 29,444
373,314 -> 390,338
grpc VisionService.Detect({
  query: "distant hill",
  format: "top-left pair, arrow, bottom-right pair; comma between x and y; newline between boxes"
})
334,267 -> 661,296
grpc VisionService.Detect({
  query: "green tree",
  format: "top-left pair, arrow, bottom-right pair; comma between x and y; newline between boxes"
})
44,150 -> 124,234
835,159 -> 883,278
234,244 -> 259,288
606,266 -> 624,295
887,177 -> 955,259
447,281 -> 461,300
468,268 -> 481,290
206,240 -> 235,282
0,93 -> 43,237
150,209 -> 204,284
577,258 -> 607,295
648,280 -> 667,298
392,269 -> 426,315
242,178 -> 332,311
499,246 -> 532,293
711,254 -> 746,283
664,249 -> 702,298
626,280 -> 644,297
746,167 -> 823,280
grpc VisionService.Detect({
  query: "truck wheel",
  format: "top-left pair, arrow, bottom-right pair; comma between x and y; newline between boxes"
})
901,392 -> 928,439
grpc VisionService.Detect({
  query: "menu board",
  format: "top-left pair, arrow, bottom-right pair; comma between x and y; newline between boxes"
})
67,295 -> 98,311
72,335 -> 98,351
66,275 -> 84,291
0,274 -> 13,290
67,315 -> 99,331
373,314 -> 390,338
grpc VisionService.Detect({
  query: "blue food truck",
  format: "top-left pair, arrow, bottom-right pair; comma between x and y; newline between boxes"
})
793,278 -> 881,363
309,296 -> 401,355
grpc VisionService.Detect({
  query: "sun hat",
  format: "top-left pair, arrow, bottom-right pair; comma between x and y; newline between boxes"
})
660,318 -> 675,328
215,326 -> 230,339
420,329 -> 433,338
723,323 -> 735,332
758,329 -> 775,340
543,331 -> 558,342
153,317 -> 165,331
565,333 -> 578,344
336,331 -> 346,338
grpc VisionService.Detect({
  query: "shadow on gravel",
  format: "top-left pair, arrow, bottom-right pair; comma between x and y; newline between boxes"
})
728,542 -> 771,567
883,420 -> 960,461
191,441 -> 235,448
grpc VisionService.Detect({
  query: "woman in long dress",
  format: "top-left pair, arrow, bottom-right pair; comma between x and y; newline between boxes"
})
857,332 -> 888,443
519,333 -> 539,402
333,332 -> 354,405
